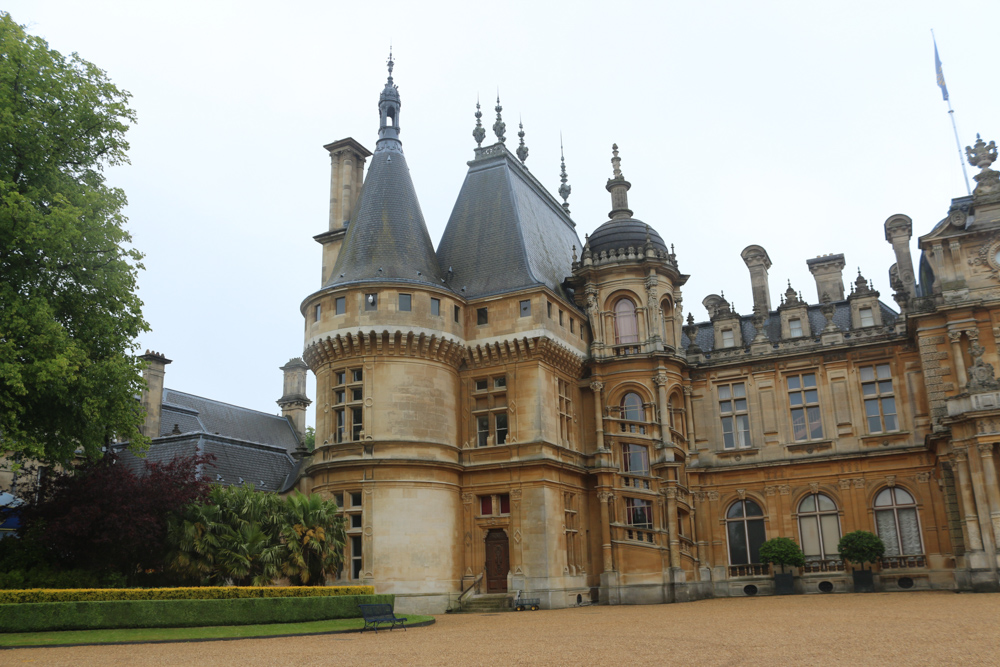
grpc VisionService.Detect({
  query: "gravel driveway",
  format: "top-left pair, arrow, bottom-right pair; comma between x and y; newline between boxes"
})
5,591 -> 999,666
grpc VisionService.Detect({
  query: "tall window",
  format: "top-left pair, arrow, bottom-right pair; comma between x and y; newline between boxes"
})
798,493 -> 841,561
789,318 -> 803,338
477,307 -> 489,325
473,376 -> 508,446
398,293 -> 411,311
338,490 -> 363,580
519,299 -> 531,317
721,328 -> 736,348
622,443 -> 650,476
719,382 -> 751,449
558,379 -> 573,448
614,298 -> 639,344
333,369 -> 364,443
431,298 -> 441,316
726,499 -> 766,565
335,296 -> 346,315
859,307 -> 875,327
619,392 -> 647,434
787,373 -> 822,441
861,364 -> 898,433
874,487 -> 923,556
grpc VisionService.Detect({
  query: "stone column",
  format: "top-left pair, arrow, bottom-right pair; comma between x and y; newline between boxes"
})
654,373 -> 670,448
683,387 -> 696,451
665,487 -> 681,569
883,214 -> 917,298
598,491 -> 615,572
967,446 -> 997,555
952,449 -> 984,551
949,240 -> 965,283
949,331 -> 968,387
591,381 -> 606,451
978,443 -> 1000,548
462,493 -> 476,583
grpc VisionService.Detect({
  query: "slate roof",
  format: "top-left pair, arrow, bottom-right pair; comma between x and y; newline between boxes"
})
588,218 -> 669,256
159,389 -> 299,454
436,144 -> 582,300
681,300 -> 900,352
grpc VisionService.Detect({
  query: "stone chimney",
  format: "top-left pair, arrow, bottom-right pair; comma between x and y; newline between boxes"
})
883,214 -> 916,298
740,245 -> 772,312
139,351 -> 171,439
277,357 -> 312,442
806,254 -> 846,302
315,137 -> 372,285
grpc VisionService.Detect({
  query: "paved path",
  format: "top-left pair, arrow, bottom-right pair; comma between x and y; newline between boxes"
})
5,591 -> 999,666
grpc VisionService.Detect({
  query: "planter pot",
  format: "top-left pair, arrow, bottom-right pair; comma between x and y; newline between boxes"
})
774,572 -> 795,595
852,569 -> 875,593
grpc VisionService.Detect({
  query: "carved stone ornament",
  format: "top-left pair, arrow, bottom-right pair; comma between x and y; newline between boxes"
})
590,380 -> 605,393
885,475 -> 896,487
462,493 -> 474,505
693,491 -> 706,502
764,485 -> 776,497
778,484 -> 791,496
948,330 -> 964,343
966,134 -> 1000,198
653,373 -> 669,387
949,208 -> 968,228
597,491 -> 614,503
736,488 -> 747,500
967,237 -> 1000,282
953,448 -> 969,463
839,479 -> 852,490
510,488 -> 522,501
663,487 -> 678,499
966,343 -> 1000,393
979,443 -> 996,456
809,482 -> 820,494
916,472 -> 932,483
707,491 -> 720,501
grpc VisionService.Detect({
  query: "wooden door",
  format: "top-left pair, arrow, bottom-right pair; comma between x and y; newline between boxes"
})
485,529 -> 509,593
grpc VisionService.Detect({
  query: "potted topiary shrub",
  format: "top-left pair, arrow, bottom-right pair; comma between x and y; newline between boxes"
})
837,530 -> 885,593
758,537 -> 805,595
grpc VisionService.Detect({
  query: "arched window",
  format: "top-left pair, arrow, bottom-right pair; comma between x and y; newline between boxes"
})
726,499 -> 766,565
798,493 -> 841,561
614,298 -> 639,344
874,487 -> 923,556
620,393 -> 645,421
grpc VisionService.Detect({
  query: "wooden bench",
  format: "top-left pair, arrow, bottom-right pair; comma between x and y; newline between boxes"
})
358,603 -> 407,633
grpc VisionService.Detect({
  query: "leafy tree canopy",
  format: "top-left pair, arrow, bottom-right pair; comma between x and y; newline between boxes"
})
837,530 -> 886,570
0,12 -> 147,464
757,537 -> 806,573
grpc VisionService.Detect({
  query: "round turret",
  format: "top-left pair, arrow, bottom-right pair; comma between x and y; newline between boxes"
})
588,218 -> 668,256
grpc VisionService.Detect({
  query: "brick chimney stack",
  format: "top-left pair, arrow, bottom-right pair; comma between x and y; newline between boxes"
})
139,351 -> 172,438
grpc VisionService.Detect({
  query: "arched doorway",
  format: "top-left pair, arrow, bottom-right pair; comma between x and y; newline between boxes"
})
485,529 -> 509,593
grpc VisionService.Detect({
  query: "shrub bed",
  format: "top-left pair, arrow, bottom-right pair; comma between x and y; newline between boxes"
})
0,594 -> 393,633
0,585 -> 374,604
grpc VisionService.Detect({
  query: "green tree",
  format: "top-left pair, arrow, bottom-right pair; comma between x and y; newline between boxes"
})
0,12 -> 147,464
757,537 -> 806,574
280,492 -> 346,586
168,484 -> 285,586
837,530 -> 886,571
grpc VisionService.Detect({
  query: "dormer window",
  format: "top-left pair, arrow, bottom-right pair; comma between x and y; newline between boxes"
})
789,318 -> 803,338
859,307 -> 875,327
721,328 -> 736,348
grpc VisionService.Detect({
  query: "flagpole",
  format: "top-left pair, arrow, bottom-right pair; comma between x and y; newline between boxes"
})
933,29 -> 972,196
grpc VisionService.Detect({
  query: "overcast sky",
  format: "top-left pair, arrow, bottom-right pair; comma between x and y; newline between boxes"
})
8,0 -> 1000,429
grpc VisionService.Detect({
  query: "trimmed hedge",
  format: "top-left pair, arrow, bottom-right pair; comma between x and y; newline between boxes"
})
0,594 -> 393,633
0,585 -> 374,604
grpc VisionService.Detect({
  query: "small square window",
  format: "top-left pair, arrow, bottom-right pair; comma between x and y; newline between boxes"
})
494,377 -> 506,389
431,298 -> 441,316
364,293 -> 378,311
399,294 -> 411,311
335,390 -> 345,404
315,304 -> 322,322
333,493 -> 344,508
454,305 -> 460,323
859,307 -> 874,327
335,371 -> 346,385
475,379 -> 488,391
352,369 -> 363,383
350,513 -> 363,529
477,307 -> 488,325
351,492 -> 363,507
336,297 -> 346,315
352,388 -> 363,401
520,300 -> 531,317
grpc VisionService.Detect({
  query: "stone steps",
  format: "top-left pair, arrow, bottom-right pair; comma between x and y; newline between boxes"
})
461,593 -> 514,613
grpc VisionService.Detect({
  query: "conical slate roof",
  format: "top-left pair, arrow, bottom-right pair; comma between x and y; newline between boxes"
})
437,144 -> 581,299
325,59 -> 443,289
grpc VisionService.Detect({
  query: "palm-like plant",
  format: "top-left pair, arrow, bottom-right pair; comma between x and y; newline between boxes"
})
280,492 -> 346,586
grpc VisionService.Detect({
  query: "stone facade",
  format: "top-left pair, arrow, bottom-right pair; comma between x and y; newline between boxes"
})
292,59 -> 1000,613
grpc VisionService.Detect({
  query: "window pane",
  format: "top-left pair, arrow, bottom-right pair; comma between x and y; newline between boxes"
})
747,519 -> 766,563
800,516 -> 821,557
520,300 -> 531,317
351,492 -> 363,507
884,413 -> 898,431
728,521 -> 749,564
862,382 -> 877,396
894,487 -> 915,504
877,364 -> 892,379
481,496 -> 492,515
736,415 -> 751,447
431,298 -> 440,316
399,294 -> 411,311
744,500 -> 764,517
820,514 -> 841,559
475,379 -> 488,391
733,383 -> 746,399
352,369 -> 363,382
495,413 -> 508,444
878,381 -> 893,394
898,508 -> 922,554
336,297 -> 346,315
807,406 -> 822,439
499,494 -> 510,514
791,408 -> 807,440
876,509 -> 900,555
734,399 -> 747,412
477,416 -> 489,447
817,494 -> 836,511
789,393 -> 803,407
477,308 -> 488,325
614,299 -> 639,344
804,389 -> 818,403
798,495 -> 816,513
867,416 -> 882,433
720,400 -> 732,415
726,502 -> 745,519
365,293 -> 377,310
787,376 -> 801,390
860,366 -> 875,382
494,377 -> 506,388
803,374 -> 816,388
719,385 -> 731,400
874,488 -> 893,506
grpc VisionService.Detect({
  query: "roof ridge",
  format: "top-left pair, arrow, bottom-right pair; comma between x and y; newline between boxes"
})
164,389 -> 290,421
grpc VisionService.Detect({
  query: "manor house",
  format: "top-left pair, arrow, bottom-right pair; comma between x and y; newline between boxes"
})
290,56 -> 1000,614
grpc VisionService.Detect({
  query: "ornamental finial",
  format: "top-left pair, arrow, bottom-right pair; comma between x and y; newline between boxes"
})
558,133 -> 571,213
966,133 -> 998,170
386,47 -> 394,83
472,97 -> 486,147
516,117 -> 528,163
611,143 -> 622,178
493,94 -> 506,144
966,134 -> 1000,199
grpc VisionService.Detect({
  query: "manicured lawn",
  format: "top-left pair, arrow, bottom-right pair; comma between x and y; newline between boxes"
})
0,615 -> 435,648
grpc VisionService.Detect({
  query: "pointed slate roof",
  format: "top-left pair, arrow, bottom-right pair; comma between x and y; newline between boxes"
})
437,144 -> 581,299
325,58 -> 443,289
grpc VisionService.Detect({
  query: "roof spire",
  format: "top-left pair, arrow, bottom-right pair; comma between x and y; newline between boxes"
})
493,93 -> 506,144
558,133 -> 571,214
386,47 -> 394,83
516,117 -> 528,163
376,49 -> 402,152
606,143 -> 633,220
472,96 -> 485,147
